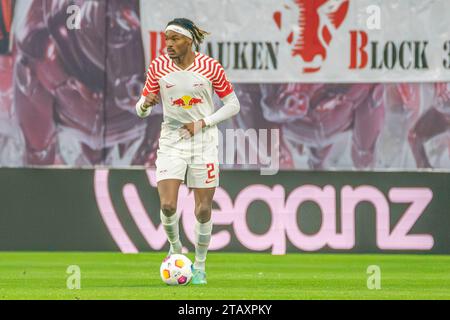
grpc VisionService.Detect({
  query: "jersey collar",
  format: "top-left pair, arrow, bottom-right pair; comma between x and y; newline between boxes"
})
171,52 -> 200,71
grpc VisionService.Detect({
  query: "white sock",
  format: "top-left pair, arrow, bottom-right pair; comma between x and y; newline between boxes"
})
160,209 -> 182,254
194,219 -> 213,271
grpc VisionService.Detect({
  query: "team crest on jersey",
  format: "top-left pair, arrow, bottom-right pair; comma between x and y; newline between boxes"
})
171,96 -> 203,110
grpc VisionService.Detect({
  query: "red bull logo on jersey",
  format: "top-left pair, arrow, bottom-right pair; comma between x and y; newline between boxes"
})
171,96 -> 203,110
274,0 -> 349,73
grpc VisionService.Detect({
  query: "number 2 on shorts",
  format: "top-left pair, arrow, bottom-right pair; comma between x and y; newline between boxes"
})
206,163 -> 215,179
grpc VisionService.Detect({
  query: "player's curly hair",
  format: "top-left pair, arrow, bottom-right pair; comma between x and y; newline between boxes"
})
167,18 -> 210,50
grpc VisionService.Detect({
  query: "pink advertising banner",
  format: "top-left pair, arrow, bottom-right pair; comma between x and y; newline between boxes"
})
0,168 -> 448,254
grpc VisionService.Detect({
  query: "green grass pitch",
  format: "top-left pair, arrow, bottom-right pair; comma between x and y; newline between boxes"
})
0,252 -> 449,300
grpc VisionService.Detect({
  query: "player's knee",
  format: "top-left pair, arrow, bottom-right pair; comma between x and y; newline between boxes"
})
351,146 -> 374,169
408,129 -> 420,146
195,203 -> 211,223
161,202 -> 177,216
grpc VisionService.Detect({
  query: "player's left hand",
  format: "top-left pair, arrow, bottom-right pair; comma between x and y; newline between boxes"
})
180,120 -> 206,138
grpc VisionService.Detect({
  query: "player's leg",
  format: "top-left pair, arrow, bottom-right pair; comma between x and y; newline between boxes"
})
352,86 -> 385,168
14,53 -> 57,165
187,161 -> 219,284
308,144 -> 333,169
408,107 -> 450,168
191,186 -> 216,284
157,179 -> 183,255
81,143 -> 104,165
156,154 -> 187,255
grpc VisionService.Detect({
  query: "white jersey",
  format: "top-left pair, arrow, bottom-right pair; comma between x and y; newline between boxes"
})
142,52 -> 234,155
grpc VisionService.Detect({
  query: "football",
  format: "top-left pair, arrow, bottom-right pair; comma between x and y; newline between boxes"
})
160,254 -> 193,285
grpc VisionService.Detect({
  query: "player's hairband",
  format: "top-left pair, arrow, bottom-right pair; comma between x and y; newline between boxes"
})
165,25 -> 193,40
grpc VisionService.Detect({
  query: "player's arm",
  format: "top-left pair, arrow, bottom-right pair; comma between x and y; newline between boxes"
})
181,91 -> 240,138
182,63 -> 240,137
202,91 -> 240,127
136,62 -> 160,118
202,62 -> 240,127
135,93 -> 159,118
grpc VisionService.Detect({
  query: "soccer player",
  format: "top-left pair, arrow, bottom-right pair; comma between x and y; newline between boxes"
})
135,18 -> 240,284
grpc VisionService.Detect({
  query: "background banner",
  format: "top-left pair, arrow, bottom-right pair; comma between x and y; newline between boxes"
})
1,168 -> 448,254
141,0 -> 450,83
0,0 -> 448,169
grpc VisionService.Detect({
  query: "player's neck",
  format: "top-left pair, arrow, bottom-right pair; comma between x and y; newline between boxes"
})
173,50 -> 195,70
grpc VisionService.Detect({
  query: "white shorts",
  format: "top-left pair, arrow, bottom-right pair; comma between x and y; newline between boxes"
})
155,150 -> 220,188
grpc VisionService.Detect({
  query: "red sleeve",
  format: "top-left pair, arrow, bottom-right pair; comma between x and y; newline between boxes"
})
142,62 -> 160,96
212,62 -> 233,99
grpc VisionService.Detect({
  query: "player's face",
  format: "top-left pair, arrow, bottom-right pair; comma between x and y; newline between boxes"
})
165,30 -> 192,59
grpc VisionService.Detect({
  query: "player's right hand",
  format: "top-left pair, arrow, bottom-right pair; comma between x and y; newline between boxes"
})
143,93 -> 159,109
